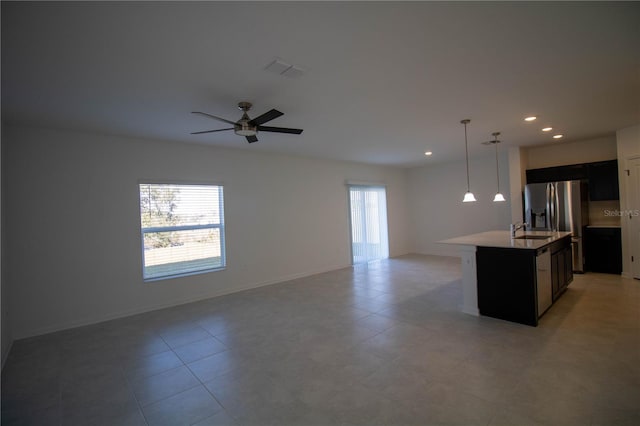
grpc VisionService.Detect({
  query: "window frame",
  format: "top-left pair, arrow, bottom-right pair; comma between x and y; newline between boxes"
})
138,181 -> 226,281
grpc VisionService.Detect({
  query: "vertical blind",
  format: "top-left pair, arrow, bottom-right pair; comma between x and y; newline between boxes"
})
139,183 -> 225,280
349,185 -> 389,264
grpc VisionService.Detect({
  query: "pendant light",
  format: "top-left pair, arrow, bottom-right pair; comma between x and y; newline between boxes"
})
461,119 -> 476,202
490,132 -> 506,202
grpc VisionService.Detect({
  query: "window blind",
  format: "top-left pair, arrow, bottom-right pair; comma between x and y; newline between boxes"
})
139,183 -> 225,280
348,185 -> 389,264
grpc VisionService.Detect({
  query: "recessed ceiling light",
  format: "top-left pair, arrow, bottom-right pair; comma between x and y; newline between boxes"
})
424,151 -> 433,156
524,116 -> 537,122
542,127 -> 553,132
553,134 -> 563,139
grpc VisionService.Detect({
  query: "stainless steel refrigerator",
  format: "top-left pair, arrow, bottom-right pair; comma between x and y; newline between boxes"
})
524,180 -> 589,272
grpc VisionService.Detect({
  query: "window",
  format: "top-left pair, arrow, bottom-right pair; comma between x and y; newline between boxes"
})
139,183 -> 225,280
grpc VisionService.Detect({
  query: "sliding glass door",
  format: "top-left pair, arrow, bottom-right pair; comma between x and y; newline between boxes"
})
348,185 -> 389,264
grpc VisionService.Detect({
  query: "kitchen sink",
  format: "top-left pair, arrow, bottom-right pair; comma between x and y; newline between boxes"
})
514,235 -> 552,240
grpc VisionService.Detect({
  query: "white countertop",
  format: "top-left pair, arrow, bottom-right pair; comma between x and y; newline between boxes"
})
439,230 -> 572,250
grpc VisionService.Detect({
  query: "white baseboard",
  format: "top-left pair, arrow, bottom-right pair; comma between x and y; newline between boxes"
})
13,263 -> 351,340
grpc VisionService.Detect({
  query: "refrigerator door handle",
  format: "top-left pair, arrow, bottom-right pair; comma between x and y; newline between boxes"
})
553,183 -> 560,231
548,183 -> 556,231
552,184 -> 555,230
545,183 -> 552,229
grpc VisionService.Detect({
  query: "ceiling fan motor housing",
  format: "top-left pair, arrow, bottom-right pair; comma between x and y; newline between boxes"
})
235,104 -> 257,136
234,102 -> 257,136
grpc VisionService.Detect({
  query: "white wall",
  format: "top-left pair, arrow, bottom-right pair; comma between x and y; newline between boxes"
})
524,135 -> 617,169
408,152 -> 512,257
616,124 -> 640,278
508,147 -> 527,224
3,125 -> 410,339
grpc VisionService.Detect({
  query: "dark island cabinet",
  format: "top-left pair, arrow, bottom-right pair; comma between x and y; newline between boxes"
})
476,236 -> 572,327
476,247 -> 538,326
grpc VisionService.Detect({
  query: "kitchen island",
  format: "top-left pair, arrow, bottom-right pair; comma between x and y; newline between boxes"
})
440,230 -> 573,326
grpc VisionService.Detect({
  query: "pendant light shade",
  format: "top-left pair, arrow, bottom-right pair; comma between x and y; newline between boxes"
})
464,192 -> 477,202
461,119 -> 476,203
490,132 -> 506,202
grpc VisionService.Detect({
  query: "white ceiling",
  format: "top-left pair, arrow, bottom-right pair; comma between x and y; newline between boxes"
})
2,1 -> 639,167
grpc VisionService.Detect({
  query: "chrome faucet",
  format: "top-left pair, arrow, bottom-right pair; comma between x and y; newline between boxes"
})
510,222 -> 529,238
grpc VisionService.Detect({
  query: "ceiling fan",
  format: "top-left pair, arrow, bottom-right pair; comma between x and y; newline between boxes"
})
191,101 -> 303,143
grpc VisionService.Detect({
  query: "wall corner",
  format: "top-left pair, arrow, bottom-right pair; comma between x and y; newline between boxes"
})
508,147 -> 526,224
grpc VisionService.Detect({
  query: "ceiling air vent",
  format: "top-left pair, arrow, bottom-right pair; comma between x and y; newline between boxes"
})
264,58 -> 307,79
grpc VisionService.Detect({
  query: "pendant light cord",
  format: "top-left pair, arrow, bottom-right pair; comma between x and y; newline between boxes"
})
463,120 -> 471,192
494,136 -> 500,193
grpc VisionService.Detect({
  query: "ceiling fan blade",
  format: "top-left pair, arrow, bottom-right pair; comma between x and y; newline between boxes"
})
190,128 -> 234,135
246,135 -> 258,143
192,111 -> 236,126
257,125 -> 304,135
249,109 -> 283,126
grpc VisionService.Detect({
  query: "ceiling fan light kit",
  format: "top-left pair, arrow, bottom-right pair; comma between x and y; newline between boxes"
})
191,102 -> 303,143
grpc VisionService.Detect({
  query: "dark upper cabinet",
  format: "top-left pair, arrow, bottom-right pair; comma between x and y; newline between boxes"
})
526,163 -> 587,184
587,160 -> 619,200
526,160 -> 619,201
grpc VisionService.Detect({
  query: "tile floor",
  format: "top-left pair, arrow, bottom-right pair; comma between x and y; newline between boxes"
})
1,254 -> 639,426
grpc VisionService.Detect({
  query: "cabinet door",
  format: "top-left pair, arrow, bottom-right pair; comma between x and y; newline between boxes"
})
564,246 -> 573,285
551,252 -> 560,299
585,227 -> 622,274
588,160 -> 619,201
557,249 -> 566,292
526,164 -> 587,184
552,248 -> 569,300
